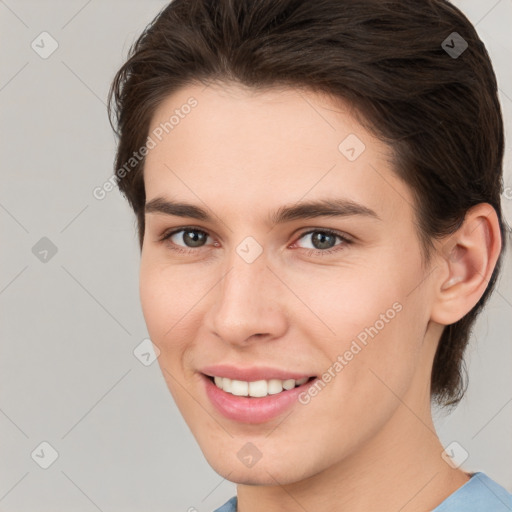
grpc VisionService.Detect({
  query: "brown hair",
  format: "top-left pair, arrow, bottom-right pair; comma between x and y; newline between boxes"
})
108,0 -> 508,409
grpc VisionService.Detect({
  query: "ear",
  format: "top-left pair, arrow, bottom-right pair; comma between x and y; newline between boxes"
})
430,203 -> 502,325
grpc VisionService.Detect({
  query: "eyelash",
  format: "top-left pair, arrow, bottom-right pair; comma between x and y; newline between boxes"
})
158,226 -> 353,257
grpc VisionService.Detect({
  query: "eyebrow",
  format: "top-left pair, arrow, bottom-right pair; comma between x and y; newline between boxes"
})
145,196 -> 381,225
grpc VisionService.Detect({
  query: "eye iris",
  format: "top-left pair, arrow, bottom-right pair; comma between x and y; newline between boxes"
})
183,230 -> 206,247
312,232 -> 336,250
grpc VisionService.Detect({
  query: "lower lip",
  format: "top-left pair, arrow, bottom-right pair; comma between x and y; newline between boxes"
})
202,374 -> 317,424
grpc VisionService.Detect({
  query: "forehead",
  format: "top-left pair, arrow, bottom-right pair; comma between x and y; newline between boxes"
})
143,82 -> 413,227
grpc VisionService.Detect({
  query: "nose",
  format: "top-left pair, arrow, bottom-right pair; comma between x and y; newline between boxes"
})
205,246 -> 288,347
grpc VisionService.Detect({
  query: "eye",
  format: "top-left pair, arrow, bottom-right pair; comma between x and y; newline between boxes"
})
159,227 -> 213,254
293,228 -> 352,256
158,226 -> 352,256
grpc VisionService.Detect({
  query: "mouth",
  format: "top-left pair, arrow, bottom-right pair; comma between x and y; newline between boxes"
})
204,374 -> 317,398
200,372 -> 319,423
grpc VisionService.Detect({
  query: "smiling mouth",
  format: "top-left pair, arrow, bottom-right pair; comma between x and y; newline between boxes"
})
204,374 -> 316,398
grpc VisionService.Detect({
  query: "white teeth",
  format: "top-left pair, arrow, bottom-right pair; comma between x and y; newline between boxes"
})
282,379 -> 295,390
267,379 -> 283,395
222,377 -> 232,393
211,376 -> 311,397
230,380 -> 249,396
248,380 -> 268,397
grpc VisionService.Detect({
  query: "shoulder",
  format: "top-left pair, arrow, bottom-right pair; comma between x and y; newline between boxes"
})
433,472 -> 512,511
210,474 -> 512,512
212,495 -> 237,512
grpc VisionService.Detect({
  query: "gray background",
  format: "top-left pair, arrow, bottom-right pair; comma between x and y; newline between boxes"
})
1,1 -> 511,511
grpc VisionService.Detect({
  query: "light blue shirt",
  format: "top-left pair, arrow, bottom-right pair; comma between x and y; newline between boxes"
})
213,472 -> 512,511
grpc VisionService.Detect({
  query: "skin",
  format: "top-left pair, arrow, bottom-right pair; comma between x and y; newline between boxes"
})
139,82 -> 501,511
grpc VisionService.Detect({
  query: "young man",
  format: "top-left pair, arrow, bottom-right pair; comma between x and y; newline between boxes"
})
108,1 -> 511,510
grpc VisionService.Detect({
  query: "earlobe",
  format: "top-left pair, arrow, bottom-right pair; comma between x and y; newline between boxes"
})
430,203 -> 502,325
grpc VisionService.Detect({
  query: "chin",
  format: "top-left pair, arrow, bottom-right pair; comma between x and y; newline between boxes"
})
202,445 -> 315,486
210,462 -> 296,486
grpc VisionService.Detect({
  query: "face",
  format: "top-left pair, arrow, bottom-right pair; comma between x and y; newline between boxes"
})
140,82 -> 438,484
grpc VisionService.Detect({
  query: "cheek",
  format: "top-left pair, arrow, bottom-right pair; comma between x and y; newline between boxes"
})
139,262 -> 200,405
295,255 -> 426,395
280,259 -> 405,343
139,259 -> 190,353
139,259 -> 216,382
139,263 -> 166,338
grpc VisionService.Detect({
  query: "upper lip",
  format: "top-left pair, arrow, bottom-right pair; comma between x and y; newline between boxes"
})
200,364 -> 315,382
